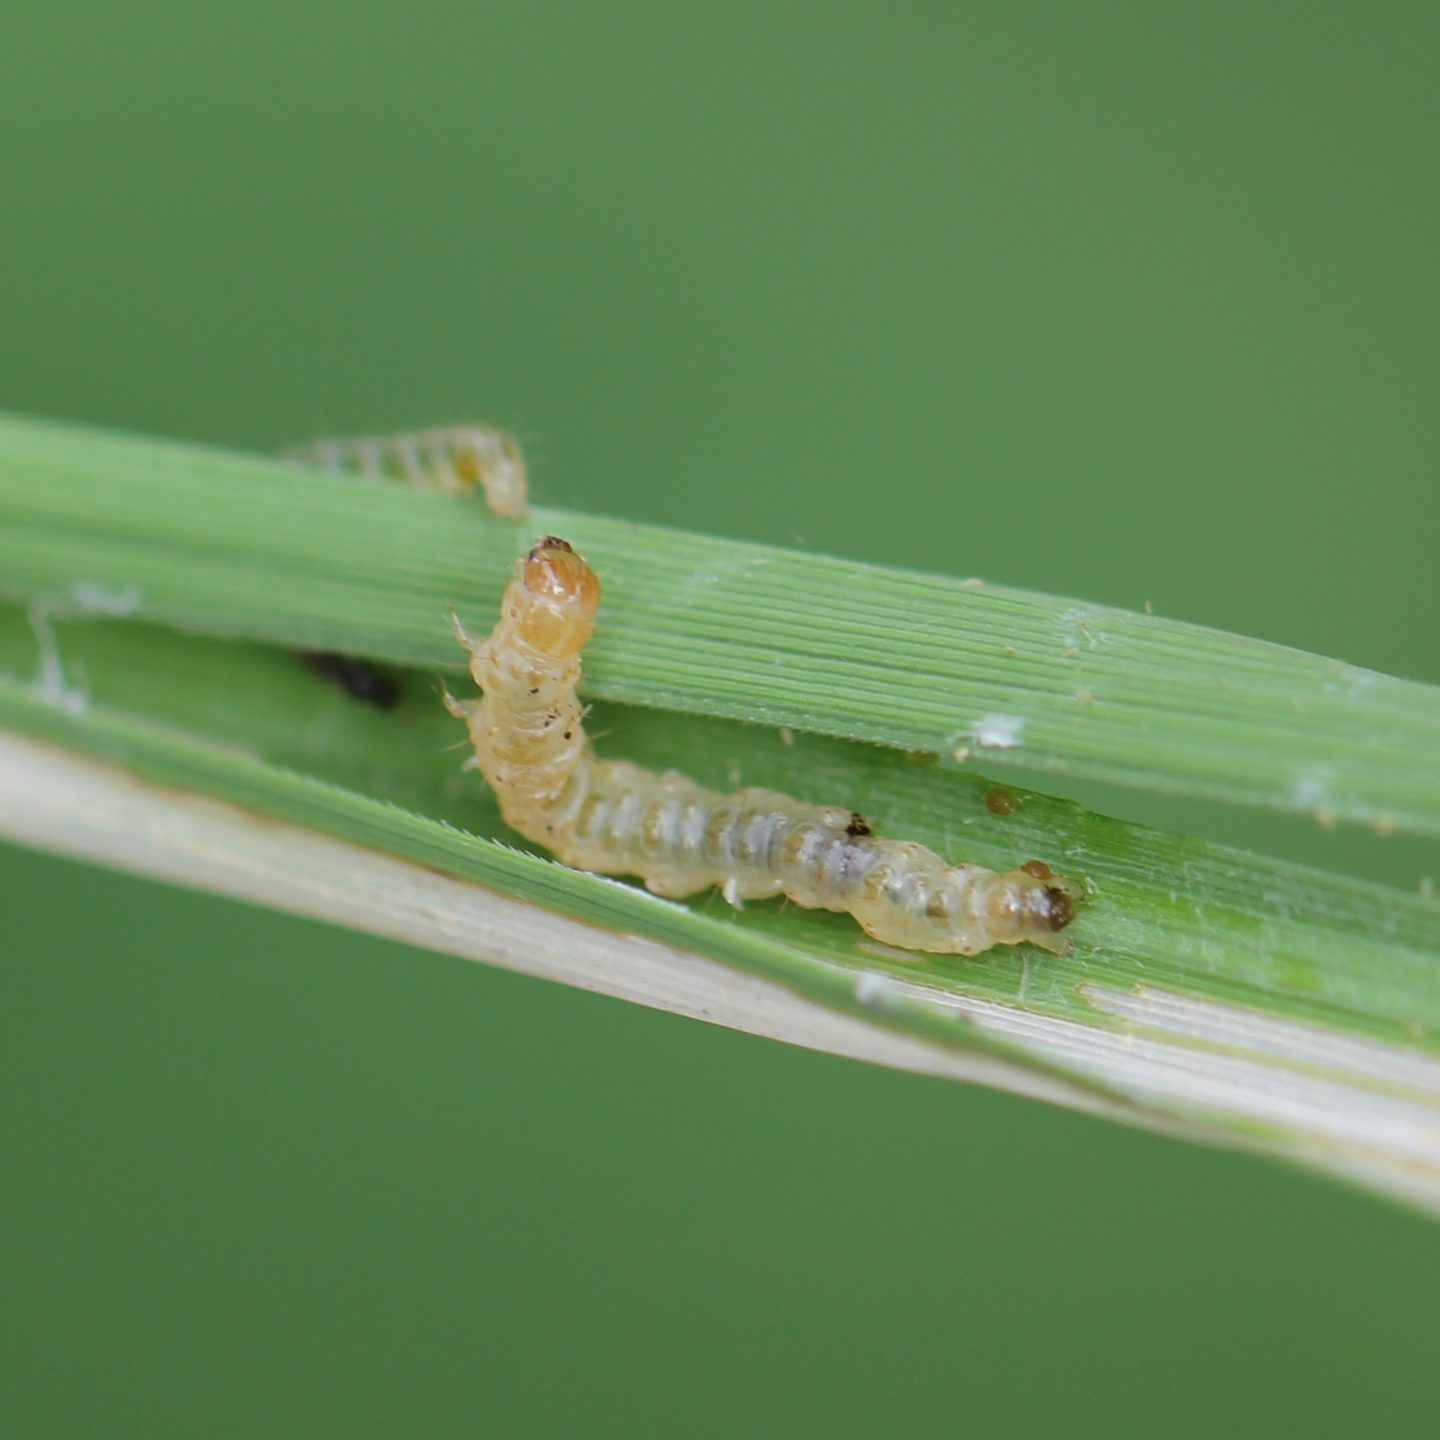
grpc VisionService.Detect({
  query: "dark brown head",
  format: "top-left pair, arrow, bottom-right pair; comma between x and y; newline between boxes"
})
1001,861 -> 1086,955
1041,884 -> 1076,932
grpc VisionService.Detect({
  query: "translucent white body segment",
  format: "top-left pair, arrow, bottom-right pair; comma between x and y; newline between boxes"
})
449,538 -> 1085,958
287,422 -> 528,518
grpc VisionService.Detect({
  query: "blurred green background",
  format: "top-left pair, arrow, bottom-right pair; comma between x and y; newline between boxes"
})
4,3 -> 1439,1436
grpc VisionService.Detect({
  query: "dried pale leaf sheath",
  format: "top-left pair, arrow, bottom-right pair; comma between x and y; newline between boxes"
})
451,538 -> 1084,956
287,422 -> 529,518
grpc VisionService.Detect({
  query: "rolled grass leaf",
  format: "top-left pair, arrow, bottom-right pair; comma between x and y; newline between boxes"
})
2,604 -> 1438,1215
2,411 -> 1437,834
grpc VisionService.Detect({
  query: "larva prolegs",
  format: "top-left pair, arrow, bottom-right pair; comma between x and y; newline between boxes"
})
453,537 -> 1085,957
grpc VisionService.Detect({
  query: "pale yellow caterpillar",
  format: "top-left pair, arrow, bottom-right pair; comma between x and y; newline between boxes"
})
290,420 -> 527,705
448,538 -> 1085,956
288,422 -> 528,518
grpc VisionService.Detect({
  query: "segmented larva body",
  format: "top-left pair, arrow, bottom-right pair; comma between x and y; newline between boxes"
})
449,538 -> 1084,957
288,423 -> 528,518
289,422 -> 526,705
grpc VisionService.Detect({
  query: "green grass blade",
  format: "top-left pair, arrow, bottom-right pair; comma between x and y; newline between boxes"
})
2,610 -> 1439,1214
2,411 -> 1438,834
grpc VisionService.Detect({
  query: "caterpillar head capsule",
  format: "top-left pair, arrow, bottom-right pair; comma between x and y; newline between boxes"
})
517,537 -> 601,657
1007,858 -> 1086,955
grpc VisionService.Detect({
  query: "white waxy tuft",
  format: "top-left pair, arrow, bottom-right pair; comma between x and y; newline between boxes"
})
972,713 -> 1026,750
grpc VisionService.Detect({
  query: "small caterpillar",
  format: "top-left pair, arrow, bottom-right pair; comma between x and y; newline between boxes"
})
291,421 -> 527,704
287,422 -> 529,518
448,538 -> 1084,956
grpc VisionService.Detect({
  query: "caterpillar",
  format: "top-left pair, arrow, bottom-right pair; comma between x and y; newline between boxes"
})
447,537 -> 1085,956
291,420 -> 527,704
287,422 -> 529,519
